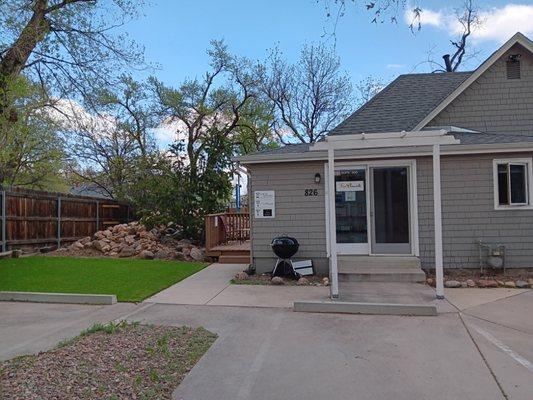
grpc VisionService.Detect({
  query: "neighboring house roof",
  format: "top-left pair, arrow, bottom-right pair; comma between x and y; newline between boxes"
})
329,72 -> 472,135
70,184 -> 112,199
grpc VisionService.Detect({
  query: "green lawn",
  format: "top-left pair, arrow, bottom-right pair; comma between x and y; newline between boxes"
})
0,256 -> 207,302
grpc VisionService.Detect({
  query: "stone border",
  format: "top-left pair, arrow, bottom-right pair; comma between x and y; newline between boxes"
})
0,291 -> 117,305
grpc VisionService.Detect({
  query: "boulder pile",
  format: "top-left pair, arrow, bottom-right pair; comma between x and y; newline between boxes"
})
60,221 -> 205,261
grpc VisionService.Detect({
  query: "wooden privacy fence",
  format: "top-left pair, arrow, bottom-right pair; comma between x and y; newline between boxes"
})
0,186 -> 131,251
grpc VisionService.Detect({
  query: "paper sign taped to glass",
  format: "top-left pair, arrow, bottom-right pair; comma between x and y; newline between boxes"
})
336,181 -> 364,192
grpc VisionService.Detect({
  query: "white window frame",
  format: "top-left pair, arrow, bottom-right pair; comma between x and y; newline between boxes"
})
493,158 -> 533,210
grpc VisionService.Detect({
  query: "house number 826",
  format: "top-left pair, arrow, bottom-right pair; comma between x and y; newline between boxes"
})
304,189 -> 318,196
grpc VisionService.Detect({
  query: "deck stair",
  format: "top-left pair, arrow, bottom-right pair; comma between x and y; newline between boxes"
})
338,256 -> 426,283
207,241 -> 251,264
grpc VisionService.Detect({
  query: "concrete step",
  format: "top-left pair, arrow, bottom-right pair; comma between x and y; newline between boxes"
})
294,300 -> 437,316
338,268 -> 426,283
338,255 -> 421,269
218,255 -> 250,264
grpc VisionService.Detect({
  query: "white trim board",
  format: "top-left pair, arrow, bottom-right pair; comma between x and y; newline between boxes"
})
414,32 -> 533,131
237,143 -> 533,165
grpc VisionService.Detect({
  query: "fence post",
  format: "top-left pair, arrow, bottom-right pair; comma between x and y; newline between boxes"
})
57,196 -> 62,249
96,200 -> 100,232
1,188 -> 5,252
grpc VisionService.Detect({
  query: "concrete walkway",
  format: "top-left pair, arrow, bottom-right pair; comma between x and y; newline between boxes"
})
147,263 -> 328,308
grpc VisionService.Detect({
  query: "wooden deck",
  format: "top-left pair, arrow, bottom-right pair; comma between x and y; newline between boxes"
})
206,240 -> 251,264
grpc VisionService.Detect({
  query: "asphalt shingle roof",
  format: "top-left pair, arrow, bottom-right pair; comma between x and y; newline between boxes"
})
329,72 -> 473,135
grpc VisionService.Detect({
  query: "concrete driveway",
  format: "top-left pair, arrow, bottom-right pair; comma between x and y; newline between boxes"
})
0,281 -> 531,399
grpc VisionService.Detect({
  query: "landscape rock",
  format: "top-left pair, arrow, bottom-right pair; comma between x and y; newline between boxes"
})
477,279 -> 499,288
119,246 -> 135,258
154,249 -> 169,259
59,221 -> 199,260
235,272 -> 250,281
92,240 -> 107,252
322,277 -> 330,286
189,247 -> 204,261
296,277 -> 309,286
139,250 -> 155,260
466,279 -> 476,287
271,276 -> 285,285
426,278 -> 435,287
515,280 -> 530,289
69,241 -> 84,250
504,281 -> 516,288
444,280 -> 461,288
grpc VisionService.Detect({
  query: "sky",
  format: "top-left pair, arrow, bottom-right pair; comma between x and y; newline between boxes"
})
108,0 -> 533,193
124,0 -> 533,88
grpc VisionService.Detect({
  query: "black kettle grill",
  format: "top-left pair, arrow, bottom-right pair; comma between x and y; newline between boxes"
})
271,236 -> 299,279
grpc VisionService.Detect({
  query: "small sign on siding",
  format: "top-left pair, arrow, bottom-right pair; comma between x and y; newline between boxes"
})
254,190 -> 275,218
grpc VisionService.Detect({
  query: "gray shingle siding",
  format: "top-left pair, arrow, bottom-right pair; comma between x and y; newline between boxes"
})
418,153 -> 533,269
429,44 -> 533,135
248,153 -> 533,272
249,161 -> 328,274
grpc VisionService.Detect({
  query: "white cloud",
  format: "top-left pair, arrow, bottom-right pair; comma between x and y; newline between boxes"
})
467,4 -> 533,43
404,8 -> 444,28
406,4 -> 533,44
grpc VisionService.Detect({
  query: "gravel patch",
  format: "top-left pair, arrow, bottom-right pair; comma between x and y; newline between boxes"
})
0,321 -> 217,399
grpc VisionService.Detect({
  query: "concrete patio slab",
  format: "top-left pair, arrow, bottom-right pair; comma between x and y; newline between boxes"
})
208,284 -> 328,308
146,263 -> 328,308
293,282 -> 438,315
146,263 -> 244,305
444,288 -> 529,311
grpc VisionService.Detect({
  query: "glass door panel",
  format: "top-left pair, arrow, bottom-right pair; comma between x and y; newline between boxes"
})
371,167 -> 411,254
335,168 -> 369,254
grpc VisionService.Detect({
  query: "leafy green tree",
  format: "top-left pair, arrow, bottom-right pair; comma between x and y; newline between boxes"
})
65,76 -> 158,199
0,76 -> 65,187
0,0 -> 144,119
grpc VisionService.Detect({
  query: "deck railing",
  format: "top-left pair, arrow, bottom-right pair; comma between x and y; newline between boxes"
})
205,210 -> 250,251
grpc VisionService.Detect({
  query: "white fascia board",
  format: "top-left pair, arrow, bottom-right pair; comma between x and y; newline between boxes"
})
237,141 -> 533,165
414,32 -> 533,131
311,130 -> 447,150
311,130 -> 457,151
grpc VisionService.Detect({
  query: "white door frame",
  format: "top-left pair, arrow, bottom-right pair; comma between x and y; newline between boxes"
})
324,159 -> 419,257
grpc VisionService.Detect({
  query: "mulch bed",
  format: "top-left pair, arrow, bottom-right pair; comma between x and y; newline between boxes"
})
232,273 -> 326,286
0,322 -> 217,400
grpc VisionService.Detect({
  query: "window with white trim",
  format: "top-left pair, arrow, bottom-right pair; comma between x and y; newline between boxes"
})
493,159 -> 532,208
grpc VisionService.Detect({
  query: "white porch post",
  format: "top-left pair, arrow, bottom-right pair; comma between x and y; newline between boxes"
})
327,147 -> 339,299
433,143 -> 445,299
